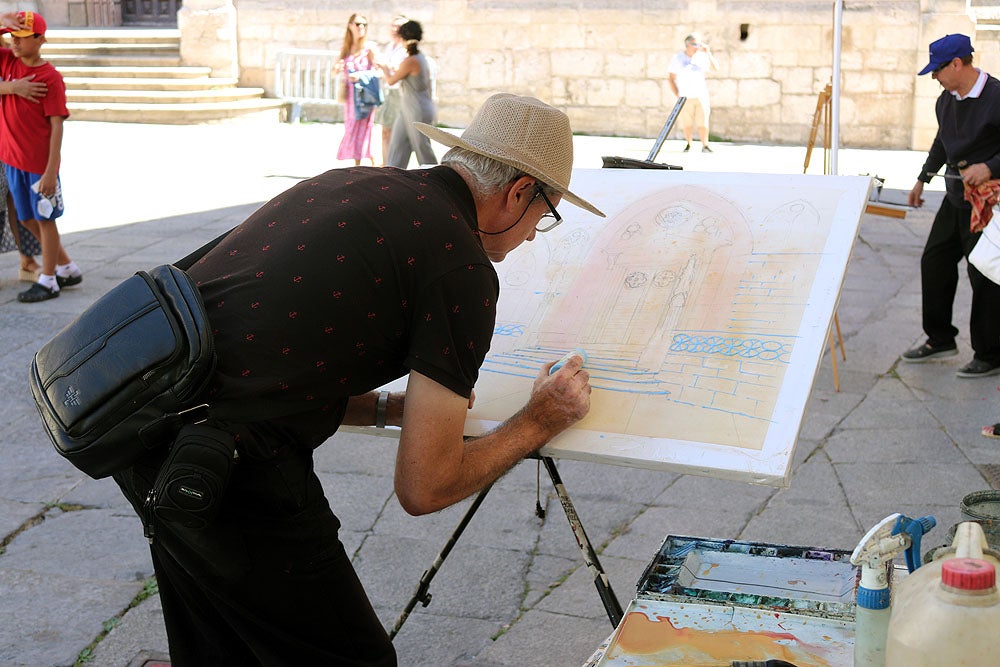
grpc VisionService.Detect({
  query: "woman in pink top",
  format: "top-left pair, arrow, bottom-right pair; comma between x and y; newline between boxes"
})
335,13 -> 376,165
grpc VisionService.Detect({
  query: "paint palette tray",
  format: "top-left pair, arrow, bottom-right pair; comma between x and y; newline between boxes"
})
637,534 -> 858,619
595,535 -> 858,667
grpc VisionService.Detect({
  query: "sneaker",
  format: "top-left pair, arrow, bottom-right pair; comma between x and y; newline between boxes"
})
702,145 -> 713,153
683,144 -> 691,152
957,359 -> 1000,378
56,273 -> 82,288
17,282 -> 59,303
901,341 -> 958,362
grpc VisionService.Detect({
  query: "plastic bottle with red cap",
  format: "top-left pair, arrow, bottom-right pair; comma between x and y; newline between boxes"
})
885,554 -> 1000,666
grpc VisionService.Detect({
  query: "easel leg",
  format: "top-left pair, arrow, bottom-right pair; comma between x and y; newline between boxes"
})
388,483 -> 493,640
541,456 -> 625,627
646,97 -> 687,163
828,328 -> 840,393
389,455 -> 626,639
835,312 -> 845,361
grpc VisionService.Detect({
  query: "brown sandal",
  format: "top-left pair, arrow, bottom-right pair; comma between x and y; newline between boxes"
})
18,268 -> 40,282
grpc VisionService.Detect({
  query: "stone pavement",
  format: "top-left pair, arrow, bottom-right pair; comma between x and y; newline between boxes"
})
2,120 -> 998,667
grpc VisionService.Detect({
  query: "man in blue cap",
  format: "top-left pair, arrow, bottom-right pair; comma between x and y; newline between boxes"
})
902,34 -> 1000,377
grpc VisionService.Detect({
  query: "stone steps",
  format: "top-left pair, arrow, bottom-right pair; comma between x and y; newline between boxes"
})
68,99 -> 289,124
59,65 -> 213,78
50,53 -> 182,67
67,87 -> 267,104
47,28 -> 287,124
46,28 -> 179,44
63,76 -> 239,90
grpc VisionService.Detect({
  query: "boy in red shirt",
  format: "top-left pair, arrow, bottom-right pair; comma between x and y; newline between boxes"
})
0,11 -> 81,302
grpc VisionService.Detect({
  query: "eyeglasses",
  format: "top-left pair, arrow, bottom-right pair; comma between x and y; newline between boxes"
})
535,187 -> 562,233
479,183 -> 563,236
933,60 -> 950,74
353,22 -> 367,28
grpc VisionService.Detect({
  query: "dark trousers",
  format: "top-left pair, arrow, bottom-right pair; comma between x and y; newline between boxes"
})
921,198 -> 1000,363
114,430 -> 396,667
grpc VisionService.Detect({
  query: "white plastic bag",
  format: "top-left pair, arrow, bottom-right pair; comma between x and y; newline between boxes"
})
970,221 -> 1000,285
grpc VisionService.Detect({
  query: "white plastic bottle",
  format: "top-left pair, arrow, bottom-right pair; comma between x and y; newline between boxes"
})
885,557 -> 1000,666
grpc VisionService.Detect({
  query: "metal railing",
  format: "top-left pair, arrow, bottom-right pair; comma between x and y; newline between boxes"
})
274,48 -> 441,122
274,48 -> 342,122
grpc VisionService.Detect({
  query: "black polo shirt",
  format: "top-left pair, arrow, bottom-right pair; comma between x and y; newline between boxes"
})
188,166 -> 499,446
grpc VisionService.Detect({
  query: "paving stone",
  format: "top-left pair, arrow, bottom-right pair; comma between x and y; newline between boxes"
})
87,596 -> 169,667
839,376 -> 941,429
825,427 -> 962,463
355,533 -> 531,623
373,485 -> 546,553
387,611 -> 499,666
836,462 -> 991,508
472,609 -> 613,667
0,568 -> 143,667
317,469 -> 395,534
2,509 -> 152,582
0,125 -> 989,666
0,497 -> 45,543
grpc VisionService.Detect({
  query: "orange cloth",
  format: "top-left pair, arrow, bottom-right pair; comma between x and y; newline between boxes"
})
964,179 -> 1000,232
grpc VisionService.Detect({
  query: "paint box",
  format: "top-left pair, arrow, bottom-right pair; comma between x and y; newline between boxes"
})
595,535 -> 858,667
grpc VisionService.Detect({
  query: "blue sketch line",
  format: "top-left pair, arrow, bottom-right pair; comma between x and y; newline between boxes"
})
493,323 -> 526,337
692,402 -> 775,423
480,347 -> 673,396
670,333 -> 791,363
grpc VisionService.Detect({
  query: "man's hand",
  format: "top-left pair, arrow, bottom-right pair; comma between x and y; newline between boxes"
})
523,354 -> 591,438
962,163 -> 993,188
395,360 -> 591,516
909,180 -> 925,208
9,75 -> 46,103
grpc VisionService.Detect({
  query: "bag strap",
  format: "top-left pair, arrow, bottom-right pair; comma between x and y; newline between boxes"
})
174,227 -> 235,270
142,399 -> 307,444
163,227 -> 318,428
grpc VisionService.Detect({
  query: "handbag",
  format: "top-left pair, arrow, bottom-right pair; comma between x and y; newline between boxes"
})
353,70 -> 384,119
970,221 -> 1000,285
29,264 -> 216,478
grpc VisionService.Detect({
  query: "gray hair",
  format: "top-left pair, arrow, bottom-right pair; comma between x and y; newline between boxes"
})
442,146 -> 557,198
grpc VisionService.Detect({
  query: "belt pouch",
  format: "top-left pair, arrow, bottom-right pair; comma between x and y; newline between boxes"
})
150,423 -> 237,530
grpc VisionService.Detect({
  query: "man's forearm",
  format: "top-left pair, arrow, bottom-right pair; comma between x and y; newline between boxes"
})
343,390 -> 404,427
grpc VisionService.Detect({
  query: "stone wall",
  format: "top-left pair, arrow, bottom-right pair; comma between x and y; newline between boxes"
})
229,0 -> 1000,149
38,0 -> 1000,150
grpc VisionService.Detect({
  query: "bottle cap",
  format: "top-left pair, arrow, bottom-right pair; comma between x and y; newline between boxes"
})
941,558 -> 997,591
857,585 -> 891,609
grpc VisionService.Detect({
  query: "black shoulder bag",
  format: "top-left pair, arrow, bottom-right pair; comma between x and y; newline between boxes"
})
28,231 -> 230,479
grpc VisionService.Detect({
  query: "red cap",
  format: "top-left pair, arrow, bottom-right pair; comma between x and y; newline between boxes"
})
6,11 -> 47,37
941,558 -> 997,591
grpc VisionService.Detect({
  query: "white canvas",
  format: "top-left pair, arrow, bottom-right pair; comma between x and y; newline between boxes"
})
464,169 -> 872,486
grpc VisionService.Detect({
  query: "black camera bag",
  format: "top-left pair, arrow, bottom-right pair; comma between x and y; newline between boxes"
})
149,422 -> 237,530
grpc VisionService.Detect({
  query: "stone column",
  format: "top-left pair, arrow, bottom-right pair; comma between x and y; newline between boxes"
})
177,0 -> 238,79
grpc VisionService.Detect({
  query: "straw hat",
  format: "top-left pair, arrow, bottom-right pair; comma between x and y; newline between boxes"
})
414,94 -> 605,217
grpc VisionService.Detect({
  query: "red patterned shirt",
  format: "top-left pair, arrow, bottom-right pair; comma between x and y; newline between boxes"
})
188,166 -> 499,446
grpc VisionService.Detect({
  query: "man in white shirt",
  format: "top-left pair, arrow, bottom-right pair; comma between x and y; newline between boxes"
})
668,33 -> 719,153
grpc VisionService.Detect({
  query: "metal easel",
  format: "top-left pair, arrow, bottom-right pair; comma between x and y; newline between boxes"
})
388,454 -> 624,639
601,97 -> 686,170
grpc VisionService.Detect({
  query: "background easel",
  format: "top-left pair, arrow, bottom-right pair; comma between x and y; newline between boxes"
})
803,81 -> 846,392
601,97 -> 686,169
